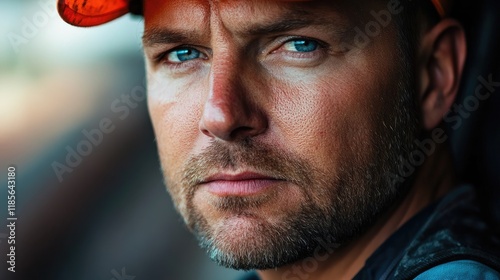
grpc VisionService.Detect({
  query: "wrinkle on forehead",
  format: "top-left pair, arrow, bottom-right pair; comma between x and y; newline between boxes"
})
144,0 -> 210,30
142,0 -> 374,49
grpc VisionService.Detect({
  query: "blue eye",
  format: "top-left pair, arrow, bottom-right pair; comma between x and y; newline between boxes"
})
283,39 -> 319,53
167,48 -> 201,62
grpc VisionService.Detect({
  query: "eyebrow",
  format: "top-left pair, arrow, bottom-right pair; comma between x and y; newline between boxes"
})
142,11 -> 346,47
142,28 -> 199,47
246,19 -> 317,36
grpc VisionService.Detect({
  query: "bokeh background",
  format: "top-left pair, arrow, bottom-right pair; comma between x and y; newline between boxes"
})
0,1 -> 247,279
1,1 -> 499,280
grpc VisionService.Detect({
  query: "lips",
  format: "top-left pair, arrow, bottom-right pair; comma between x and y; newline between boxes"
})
200,172 -> 282,196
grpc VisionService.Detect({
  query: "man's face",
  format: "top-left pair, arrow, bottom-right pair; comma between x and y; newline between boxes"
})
144,0 -> 418,270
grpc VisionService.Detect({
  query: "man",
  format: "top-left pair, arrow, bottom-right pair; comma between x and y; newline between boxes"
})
58,0 -> 500,279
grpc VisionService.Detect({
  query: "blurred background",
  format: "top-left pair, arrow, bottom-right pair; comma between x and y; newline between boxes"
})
0,1 -> 499,280
0,0 -> 247,279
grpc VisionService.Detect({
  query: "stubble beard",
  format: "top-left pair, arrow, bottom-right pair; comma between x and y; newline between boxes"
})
160,82 -> 418,271
160,58 -> 419,270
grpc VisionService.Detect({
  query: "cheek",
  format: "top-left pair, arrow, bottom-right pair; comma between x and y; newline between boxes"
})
147,71 -> 204,179
269,64 -> 387,172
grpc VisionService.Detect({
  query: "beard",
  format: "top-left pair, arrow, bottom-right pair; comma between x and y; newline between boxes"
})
160,75 -> 419,271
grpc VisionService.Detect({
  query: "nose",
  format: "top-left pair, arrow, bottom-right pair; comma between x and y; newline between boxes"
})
199,55 -> 268,141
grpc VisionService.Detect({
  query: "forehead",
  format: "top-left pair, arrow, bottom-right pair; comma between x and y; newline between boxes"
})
143,0 -> 373,32
144,0 -> 208,30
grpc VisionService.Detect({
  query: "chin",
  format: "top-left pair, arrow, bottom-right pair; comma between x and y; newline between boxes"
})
199,217 -> 310,270
187,195 -> 339,270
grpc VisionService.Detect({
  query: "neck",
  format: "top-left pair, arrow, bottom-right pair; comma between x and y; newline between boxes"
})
258,143 -> 457,280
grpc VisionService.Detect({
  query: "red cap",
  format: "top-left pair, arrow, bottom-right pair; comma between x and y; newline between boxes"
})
57,0 -> 451,27
57,0 -> 133,27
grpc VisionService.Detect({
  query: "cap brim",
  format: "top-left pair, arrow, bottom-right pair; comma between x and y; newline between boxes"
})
57,0 -> 130,27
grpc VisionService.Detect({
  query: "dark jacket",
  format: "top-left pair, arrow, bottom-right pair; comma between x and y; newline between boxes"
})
355,184 -> 500,279
241,185 -> 500,280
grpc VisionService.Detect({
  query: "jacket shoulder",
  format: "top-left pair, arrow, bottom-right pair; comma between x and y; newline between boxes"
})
414,260 -> 500,280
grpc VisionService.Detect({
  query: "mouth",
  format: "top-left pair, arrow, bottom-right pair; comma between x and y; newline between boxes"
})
200,171 -> 283,196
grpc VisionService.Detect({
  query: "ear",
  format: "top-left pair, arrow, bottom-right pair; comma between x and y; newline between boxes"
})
418,19 -> 467,130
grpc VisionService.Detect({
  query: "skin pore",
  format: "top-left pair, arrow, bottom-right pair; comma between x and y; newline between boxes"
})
143,0 -> 466,279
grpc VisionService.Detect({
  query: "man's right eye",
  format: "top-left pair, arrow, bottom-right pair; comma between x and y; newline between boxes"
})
166,47 -> 202,63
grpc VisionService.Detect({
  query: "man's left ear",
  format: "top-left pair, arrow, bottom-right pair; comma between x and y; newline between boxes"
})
418,19 -> 467,130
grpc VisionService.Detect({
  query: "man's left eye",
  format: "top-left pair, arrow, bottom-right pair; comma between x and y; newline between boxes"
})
282,39 -> 319,53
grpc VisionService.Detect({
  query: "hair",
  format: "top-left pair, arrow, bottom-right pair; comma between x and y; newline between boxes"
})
394,0 -> 442,58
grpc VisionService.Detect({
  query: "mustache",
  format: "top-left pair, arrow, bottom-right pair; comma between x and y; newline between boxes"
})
181,139 -> 314,190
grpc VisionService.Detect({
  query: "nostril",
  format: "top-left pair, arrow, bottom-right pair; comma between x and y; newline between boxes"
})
228,126 -> 254,140
199,108 -> 268,141
200,126 -> 213,138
